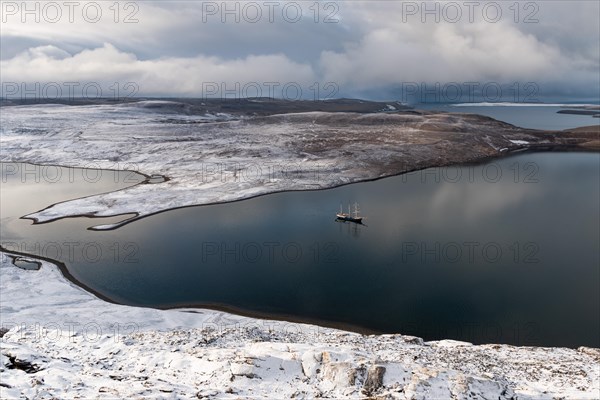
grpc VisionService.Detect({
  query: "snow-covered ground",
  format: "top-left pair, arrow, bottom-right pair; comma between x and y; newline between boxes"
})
1,101 -> 598,398
2,252 -> 599,399
0,101 -> 552,230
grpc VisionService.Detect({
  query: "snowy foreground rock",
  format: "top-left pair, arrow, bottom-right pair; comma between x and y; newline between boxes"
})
1,253 -> 599,399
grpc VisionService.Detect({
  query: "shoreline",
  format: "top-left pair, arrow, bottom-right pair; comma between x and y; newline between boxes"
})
0,244 -> 380,337
1,250 -> 599,399
14,143 -> 599,231
2,147 -> 599,346
2,103 -> 598,231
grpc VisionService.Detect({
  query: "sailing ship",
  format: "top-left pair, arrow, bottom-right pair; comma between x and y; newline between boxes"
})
336,202 -> 363,223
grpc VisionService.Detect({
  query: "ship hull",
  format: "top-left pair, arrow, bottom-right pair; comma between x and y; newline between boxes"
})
336,214 -> 363,223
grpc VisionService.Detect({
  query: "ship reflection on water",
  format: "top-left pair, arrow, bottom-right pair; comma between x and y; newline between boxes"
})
335,217 -> 365,238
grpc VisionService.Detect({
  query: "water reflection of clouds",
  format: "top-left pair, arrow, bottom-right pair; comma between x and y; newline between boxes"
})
428,180 -> 543,224
1,162 -> 145,215
1,162 -> 146,247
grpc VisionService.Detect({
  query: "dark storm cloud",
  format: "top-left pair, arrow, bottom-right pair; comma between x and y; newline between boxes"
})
1,1 -> 598,101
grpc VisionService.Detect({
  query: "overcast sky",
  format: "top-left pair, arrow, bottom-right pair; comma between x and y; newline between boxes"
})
1,1 -> 598,102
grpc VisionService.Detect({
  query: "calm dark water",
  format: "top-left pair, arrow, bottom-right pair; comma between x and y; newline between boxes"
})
2,153 -> 599,347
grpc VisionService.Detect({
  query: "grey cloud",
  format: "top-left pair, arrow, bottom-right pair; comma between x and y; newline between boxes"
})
0,1 -> 598,101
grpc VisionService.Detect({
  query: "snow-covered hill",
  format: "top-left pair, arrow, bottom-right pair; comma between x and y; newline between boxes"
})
2,102 -> 594,231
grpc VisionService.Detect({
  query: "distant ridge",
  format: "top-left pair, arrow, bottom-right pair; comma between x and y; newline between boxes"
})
0,97 -> 413,116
